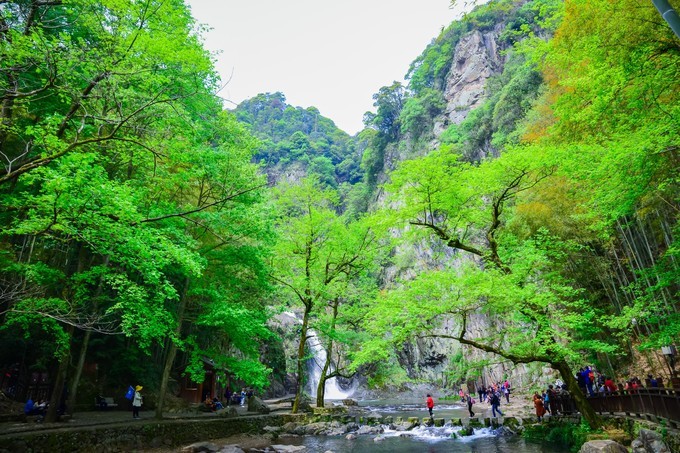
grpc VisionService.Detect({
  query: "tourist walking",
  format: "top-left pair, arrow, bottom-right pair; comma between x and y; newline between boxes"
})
467,394 -> 475,417
490,391 -> 503,417
426,394 -> 434,418
132,385 -> 143,419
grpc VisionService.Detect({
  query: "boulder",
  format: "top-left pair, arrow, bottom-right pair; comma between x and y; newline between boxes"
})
356,425 -> 384,435
638,429 -> 670,453
297,396 -> 314,413
247,396 -> 270,414
346,433 -> 357,440
269,446 -> 307,453
181,442 -> 220,452
459,426 -> 475,436
219,447 -> 246,453
469,418 -> 483,428
343,399 -> 358,406
632,439 -> 645,453
578,440 -> 628,453
217,406 -> 238,418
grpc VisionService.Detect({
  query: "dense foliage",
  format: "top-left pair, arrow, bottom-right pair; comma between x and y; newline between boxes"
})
234,92 -> 362,187
0,0 -> 273,420
0,0 -> 678,430
354,0 -> 679,430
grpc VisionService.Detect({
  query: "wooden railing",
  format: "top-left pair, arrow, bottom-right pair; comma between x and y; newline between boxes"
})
587,386 -> 680,425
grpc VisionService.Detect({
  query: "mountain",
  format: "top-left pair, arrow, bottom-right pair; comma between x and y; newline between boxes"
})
233,92 -> 363,188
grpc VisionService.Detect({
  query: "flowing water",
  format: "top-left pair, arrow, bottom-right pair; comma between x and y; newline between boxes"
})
305,329 -> 356,399
263,398 -> 568,452
271,424 -> 564,452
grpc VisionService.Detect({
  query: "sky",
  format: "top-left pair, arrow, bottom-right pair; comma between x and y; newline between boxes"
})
185,1 -> 481,134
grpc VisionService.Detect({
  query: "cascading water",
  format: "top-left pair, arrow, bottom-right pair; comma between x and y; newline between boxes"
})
305,329 -> 356,399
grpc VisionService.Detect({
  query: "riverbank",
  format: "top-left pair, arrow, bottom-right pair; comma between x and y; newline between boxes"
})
0,394 -> 541,452
3,393 -> 676,453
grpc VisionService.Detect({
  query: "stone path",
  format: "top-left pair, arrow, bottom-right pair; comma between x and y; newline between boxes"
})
0,401 -> 291,438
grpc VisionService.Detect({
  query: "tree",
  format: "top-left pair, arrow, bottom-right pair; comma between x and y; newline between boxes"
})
270,176 -> 379,411
0,0 -> 271,421
374,145 -> 605,428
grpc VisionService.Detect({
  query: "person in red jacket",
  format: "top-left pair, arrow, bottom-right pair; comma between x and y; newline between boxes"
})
604,376 -> 617,393
426,394 -> 434,418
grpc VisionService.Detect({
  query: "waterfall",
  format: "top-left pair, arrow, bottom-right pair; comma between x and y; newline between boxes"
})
306,329 -> 355,400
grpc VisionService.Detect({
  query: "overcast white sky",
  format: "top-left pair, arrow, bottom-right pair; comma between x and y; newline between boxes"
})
186,1 -> 481,134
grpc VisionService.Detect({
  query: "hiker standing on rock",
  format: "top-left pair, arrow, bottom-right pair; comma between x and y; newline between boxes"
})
426,394 -> 434,418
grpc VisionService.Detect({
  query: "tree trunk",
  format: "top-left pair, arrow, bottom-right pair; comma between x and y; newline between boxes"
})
553,359 -> 602,429
45,325 -> 74,423
66,329 -> 91,416
66,255 -> 108,416
316,299 -> 339,408
315,349 -> 330,408
155,277 -> 190,419
292,303 -> 311,414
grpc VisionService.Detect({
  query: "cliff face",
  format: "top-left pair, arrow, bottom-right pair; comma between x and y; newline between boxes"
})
377,10 -> 550,390
442,26 -> 504,127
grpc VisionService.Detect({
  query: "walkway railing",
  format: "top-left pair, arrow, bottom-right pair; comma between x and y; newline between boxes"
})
587,386 -> 680,427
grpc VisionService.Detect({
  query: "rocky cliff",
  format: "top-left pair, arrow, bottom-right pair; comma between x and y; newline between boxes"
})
374,1 -> 555,391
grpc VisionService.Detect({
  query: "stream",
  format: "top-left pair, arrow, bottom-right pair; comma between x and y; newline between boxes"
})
205,398 -> 570,452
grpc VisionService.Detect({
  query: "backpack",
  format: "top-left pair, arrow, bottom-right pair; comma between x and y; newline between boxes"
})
124,385 -> 134,400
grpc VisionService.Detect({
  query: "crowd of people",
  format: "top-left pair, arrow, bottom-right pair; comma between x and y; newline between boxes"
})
426,380 -> 513,420
204,387 -> 254,411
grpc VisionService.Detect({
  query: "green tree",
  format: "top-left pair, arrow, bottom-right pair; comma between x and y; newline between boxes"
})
270,176 -> 379,411
374,145 -> 605,428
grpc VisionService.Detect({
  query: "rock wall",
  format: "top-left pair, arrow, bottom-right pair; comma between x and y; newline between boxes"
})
0,414 -> 303,453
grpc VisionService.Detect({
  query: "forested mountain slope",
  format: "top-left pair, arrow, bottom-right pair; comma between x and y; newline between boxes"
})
234,92 -> 363,187
353,0 -> 679,411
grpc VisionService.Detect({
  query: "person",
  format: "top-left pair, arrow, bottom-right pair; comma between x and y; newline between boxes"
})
490,391 -> 503,417
204,396 -> 216,411
648,374 -> 658,388
542,390 -> 550,414
132,385 -> 143,419
533,393 -> 546,422
503,385 -> 510,403
604,376 -> 617,393
35,399 -> 47,422
240,388 -> 246,407
426,394 -> 434,418
458,388 -> 465,402
576,367 -> 587,394
224,387 -> 232,405
212,397 -> 223,410
466,394 -> 475,417
547,385 -> 558,415
24,397 -> 35,416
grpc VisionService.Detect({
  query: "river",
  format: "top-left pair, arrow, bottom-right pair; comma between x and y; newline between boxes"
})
178,397 -> 569,452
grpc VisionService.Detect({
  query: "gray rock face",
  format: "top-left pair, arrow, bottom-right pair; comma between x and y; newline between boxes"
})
636,429 -> 670,453
444,28 -> 503,126
578,440 -> 628,453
